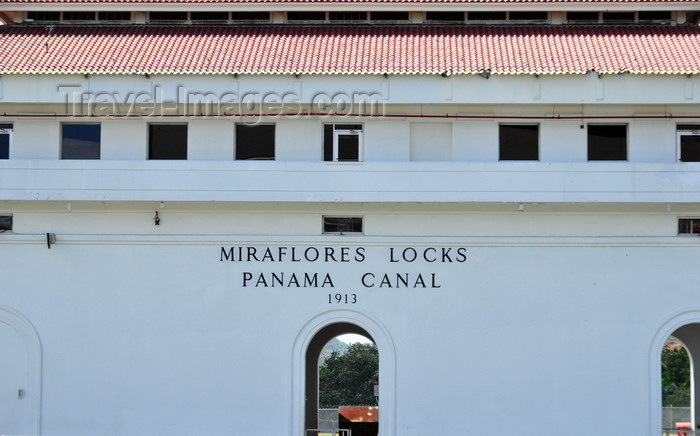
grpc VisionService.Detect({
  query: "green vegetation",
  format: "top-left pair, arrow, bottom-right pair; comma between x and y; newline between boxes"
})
319,342 -> 378,407
662,344 -> 691,407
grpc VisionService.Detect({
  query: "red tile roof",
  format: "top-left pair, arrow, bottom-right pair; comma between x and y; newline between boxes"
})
0,25 -> 697,75
339,406 -> 379,423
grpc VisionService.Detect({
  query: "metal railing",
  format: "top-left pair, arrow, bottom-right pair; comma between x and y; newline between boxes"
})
305,429 -> 351,436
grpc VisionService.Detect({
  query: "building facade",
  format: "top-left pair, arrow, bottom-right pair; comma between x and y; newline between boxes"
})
0,1 -> 700,435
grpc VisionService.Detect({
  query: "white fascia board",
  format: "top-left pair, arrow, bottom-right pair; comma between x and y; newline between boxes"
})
2,2 -> 698,11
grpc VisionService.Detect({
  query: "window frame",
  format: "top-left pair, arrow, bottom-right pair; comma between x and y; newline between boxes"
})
324,124 -> 364,163
0,124 -> 13,160
60,123 -> 101,160
678,218 -> 700,235
587,124 -> 628,161
498,123 -> 539,161
322,216 -> 364,235
677,127 -> 700,162
235,123 -> 276,161
148,123 -> 188,160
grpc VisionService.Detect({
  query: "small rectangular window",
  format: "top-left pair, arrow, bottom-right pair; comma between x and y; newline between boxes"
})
149,124 -> 187,160
98,11 -> 131,21
0,124 -> 12,159
27,11 -> 60,21
468,12 -> 506,21
287,11 -> 325,21
678,126 -> 700,162
566,12 -> 599,22
510,11 -> 547,21
150,11 -> 188,21
323,217 -> 363,234
235,124 -> 275,160
679,218 -> 700,235
499,125 -> 539,161
61,124 -> 101,160
191,12 -> 229,21
588,125 -> 627,161
602,12 -> 635,22
0,216 -> 11,232
426,11 -> 464,22
63,11 -> 96,21
638,11 -> 671,22
371,11 -> 409,21
329,12 -> 367,21
324,124 -> 363,162
231,12 -> 270,21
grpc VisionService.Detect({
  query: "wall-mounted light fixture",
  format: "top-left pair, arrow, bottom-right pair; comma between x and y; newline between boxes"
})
479,69 -> 491,79
46,233 -> 56,249
154,211 -> 160,226
441,70 -> 452,78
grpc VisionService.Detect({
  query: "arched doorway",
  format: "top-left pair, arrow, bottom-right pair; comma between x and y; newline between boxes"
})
652,314 -> 700,435
664,326 -> 699,433
0,307 -> 42,436
306,323 -> 375,435
291,309 -> 395,436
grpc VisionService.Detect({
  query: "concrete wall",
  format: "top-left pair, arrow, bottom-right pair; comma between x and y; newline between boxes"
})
1,213 -> 699,436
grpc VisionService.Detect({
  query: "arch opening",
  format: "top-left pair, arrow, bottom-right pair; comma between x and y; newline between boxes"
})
291,310 -> 395,436
306,323 -> 377,436
661,326 -> 699,435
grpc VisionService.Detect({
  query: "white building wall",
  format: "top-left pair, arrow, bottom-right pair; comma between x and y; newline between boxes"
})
364,120 -> 410,162
12,119 -> 60,159
102,119 -> 148,160
2,228 -> 698,436
276,119 -> 322,162
189,119 -> 234,160
2,69 -> 700,436
540,120 -> 587,162
410,122 -> 452,161
453,120 -> 499,162
629,120 -> 678,163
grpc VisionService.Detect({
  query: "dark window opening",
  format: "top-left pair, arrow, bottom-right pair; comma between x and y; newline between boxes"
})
679,126 -> 700,162
638,11 -> 671,21
371,11 -> 409,21
0,124 -> 12,160
510,11 -> 548,21
588,125 -> 627,161
149,11 -> 188,21
329,12 -> 367,21
602,12 -> 635,22
98,11 -> 131,20
231,11 -> 270,21
27,11 -> 60,21
426,11 -> 464,21
679,218 -> 700,235
191,11 -> 229,21
236,124 -> 275,160
499,125 -> 539,161
567,12 -> 599,22
324,124 -> 363,162
63,11 -> 95,21
149,124 -> 187,160
468,12 -> 506,21
61,124 -> 101,160
287,11 -> 325,21
323,217 -> 363,234
0,216 -> 12,232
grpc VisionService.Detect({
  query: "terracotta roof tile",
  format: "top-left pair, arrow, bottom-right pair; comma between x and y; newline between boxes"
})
0,25 -> 697,75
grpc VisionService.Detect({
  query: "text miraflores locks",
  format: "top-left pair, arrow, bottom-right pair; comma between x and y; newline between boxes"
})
220,245 -> 467,290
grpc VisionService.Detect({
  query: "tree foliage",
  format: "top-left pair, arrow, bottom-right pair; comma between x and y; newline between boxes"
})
662,345 -> 691,407
319,342 -> 378,407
